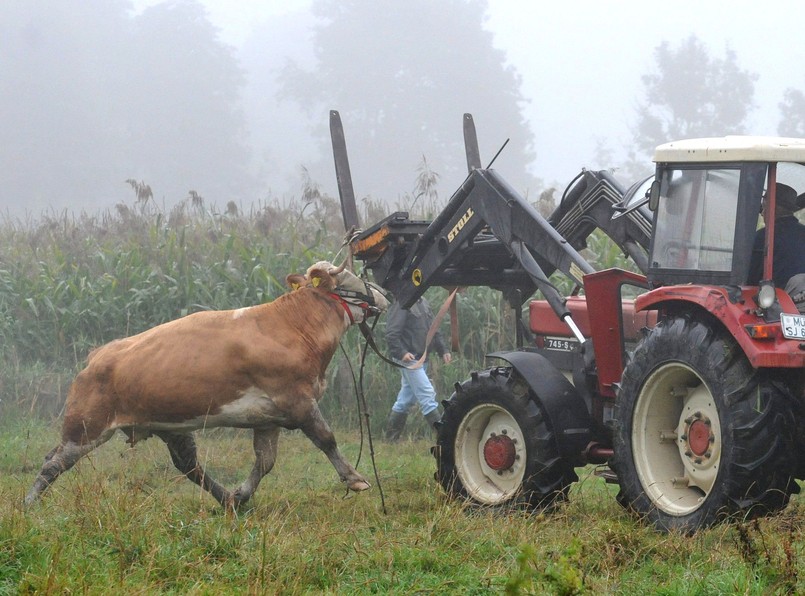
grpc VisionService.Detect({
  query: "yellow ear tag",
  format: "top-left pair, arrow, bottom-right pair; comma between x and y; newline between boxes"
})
311,277 -> 321,287
291,282 -> 300,290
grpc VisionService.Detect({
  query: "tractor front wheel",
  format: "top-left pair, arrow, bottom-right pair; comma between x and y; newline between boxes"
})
435,367 -> 576,510
611,315 -> 797,532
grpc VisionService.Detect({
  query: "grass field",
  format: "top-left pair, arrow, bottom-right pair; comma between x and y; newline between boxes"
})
2,408 -> 804,595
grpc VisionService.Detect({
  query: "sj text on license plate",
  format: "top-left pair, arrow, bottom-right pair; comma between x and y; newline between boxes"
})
781,313 -> 805,340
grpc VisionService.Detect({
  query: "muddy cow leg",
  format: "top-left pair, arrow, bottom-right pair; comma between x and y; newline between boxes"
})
231,426 -> 281,508
25,430 -> 116,507
156,432 -> 232,507
300,403 -> 370,492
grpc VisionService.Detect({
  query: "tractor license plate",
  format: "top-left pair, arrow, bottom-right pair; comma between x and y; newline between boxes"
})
781,313 -> 805,340
544,337 -> 578,352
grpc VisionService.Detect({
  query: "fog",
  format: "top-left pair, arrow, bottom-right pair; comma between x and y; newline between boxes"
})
2,0 -> 803,217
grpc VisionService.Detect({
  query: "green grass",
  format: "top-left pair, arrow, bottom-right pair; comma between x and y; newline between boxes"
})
2,411 -> 804,594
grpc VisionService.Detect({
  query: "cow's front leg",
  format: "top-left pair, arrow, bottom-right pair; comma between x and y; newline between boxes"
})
231,426 -> 280,508
300,404 -> 370,492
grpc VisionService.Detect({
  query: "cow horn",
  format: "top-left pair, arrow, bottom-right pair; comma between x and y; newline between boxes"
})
329,260 -> 347,275
330,246 -> 354,275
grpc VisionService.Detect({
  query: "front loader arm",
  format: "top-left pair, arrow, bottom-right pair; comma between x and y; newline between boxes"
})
332,111 -> 650,342
352,167 -> 595,338
550,170 -> 651,273
401,168 -> 594,306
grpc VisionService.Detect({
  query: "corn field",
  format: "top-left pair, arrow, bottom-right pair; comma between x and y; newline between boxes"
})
0,189 -> 515,431
0,182 -> 637,434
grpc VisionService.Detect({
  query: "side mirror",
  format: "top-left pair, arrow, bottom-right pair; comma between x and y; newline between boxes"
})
648,180 -> 661,211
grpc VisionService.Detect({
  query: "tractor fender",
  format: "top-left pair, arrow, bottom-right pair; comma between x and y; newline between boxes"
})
488,350 -> 592,465
637,286 -> 805,368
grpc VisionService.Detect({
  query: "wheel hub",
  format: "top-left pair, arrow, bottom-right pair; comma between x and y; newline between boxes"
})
483,433 -> 516,471
682,413 -> 714,460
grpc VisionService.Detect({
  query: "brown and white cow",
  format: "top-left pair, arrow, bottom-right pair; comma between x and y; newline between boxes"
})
25,260 -> 388,510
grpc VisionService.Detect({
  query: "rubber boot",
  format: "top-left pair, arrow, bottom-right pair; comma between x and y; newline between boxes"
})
424,409 -> 441,430
385,410 -> 408,442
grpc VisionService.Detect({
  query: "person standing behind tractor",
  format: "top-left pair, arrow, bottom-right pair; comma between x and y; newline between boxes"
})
384,296 -> 452,441
747,183 -> 805,312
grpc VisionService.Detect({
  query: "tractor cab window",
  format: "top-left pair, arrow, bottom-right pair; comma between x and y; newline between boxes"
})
651,168 -> 740,274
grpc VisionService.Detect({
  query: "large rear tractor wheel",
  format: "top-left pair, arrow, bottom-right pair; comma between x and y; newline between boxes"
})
611,315 -> 798,532
435,367 -> 577,509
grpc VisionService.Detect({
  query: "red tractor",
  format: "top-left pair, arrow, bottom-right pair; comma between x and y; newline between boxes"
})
332,112 -> 805,532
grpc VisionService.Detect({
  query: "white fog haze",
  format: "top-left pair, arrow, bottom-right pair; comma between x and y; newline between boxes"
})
2,0 -> 804,216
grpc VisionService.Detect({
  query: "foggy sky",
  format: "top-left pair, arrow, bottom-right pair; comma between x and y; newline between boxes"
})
7,0 -> 805,215
146,0 -> 805,203
135,0 -> 805,205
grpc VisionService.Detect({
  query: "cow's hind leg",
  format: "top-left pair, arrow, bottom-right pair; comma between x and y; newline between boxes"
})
231,426 -> 280,508
24,429 -> 115,507
156,432 -> 232,508
301,404 -> 370,492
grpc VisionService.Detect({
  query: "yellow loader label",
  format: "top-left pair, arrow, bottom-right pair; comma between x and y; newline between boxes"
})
448,207 -> 475,243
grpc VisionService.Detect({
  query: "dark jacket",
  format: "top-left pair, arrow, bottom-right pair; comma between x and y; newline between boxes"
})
385,297 -> 448,361
747,216 -> 805,286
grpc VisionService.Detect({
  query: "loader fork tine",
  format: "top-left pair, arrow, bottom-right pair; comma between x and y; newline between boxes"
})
330,109 -> 361,232
463,113 -> 482,173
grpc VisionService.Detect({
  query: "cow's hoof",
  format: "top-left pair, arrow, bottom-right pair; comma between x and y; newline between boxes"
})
348,479 -> 371,492
230,491 -> 249,511
221,491 -> 239,514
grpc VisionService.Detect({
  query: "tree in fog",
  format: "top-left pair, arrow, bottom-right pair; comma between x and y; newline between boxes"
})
632,35 -> 757,161
126,1 -> 251,206
0,0 -> 133,211
778,88 -> 805,137
0,0 -> 250,213
279,0 -> 538,204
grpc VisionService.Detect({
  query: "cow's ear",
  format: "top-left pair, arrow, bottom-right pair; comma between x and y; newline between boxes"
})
307,268 -> 336,291
286,274 -> 307,291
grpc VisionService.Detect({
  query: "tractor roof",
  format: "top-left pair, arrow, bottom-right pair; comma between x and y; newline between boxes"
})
654,136 -> 805,164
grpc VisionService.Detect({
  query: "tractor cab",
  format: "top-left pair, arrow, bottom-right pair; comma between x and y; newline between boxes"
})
647,137 -> 805,310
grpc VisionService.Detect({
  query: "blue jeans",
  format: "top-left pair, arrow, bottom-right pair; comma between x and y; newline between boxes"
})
391,361 -> 439,416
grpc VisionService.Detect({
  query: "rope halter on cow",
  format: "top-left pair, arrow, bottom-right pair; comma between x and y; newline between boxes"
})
330,280 -> 387,322
300,259 -> 389,324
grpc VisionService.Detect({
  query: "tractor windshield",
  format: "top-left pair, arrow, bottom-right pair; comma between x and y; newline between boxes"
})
652,167 -> 740,273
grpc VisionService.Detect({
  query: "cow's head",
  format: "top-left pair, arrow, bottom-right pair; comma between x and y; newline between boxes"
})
286,261 -> 389,322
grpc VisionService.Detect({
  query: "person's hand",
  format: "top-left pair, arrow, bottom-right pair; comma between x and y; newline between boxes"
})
442,352 -> 452,364
402,352 -> 416,362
